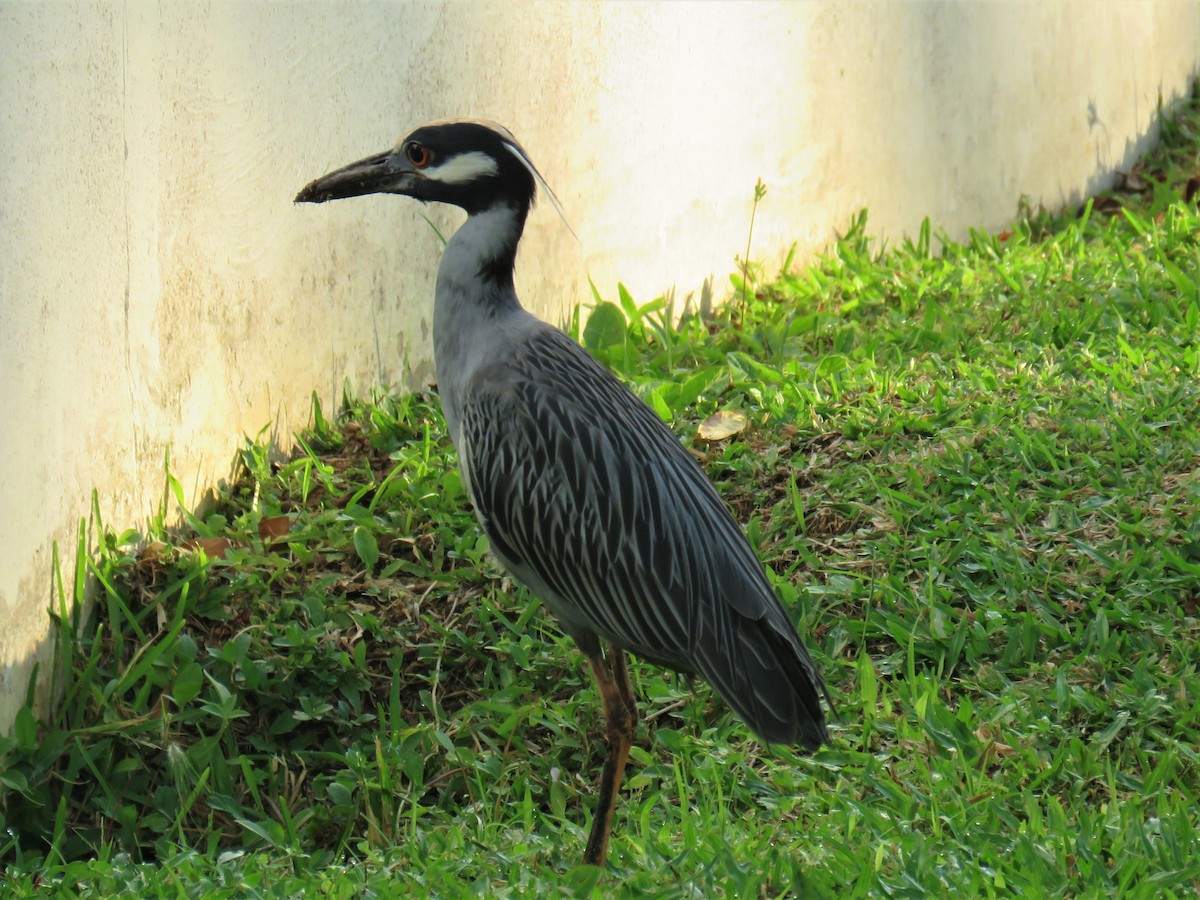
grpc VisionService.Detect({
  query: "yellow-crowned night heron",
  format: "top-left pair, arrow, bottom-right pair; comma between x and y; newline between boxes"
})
296,120 -> 831,866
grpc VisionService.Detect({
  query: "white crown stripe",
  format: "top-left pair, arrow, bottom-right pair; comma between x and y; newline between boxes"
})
425,151 -> 501,185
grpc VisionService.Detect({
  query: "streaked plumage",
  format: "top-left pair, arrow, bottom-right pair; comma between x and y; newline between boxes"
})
461,325 -> 828,747
297,120 -> 831,865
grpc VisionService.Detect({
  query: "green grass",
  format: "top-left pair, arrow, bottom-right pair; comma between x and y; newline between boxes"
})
4,94 -> 1200,895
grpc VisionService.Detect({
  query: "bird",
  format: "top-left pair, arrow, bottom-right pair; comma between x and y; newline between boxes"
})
296,119 -> 832,866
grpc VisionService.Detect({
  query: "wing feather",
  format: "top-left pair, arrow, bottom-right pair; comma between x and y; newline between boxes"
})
459,325 -> 829,747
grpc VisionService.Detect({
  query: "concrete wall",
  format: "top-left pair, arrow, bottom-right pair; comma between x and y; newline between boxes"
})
1,1 -> 1197,731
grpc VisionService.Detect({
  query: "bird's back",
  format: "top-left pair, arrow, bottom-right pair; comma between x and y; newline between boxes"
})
456,318 -> 829,749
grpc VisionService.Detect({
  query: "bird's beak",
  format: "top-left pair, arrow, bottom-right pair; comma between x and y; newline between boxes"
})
295,148 -> 419,204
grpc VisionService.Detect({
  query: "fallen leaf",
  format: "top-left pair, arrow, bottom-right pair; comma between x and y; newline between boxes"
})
181,537 -> 234,558
258,515 -> 293,546
975,725 -> 1017,758
697,409 -> 748,441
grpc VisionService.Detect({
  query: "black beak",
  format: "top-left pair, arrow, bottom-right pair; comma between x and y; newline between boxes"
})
295,149 -> 415,203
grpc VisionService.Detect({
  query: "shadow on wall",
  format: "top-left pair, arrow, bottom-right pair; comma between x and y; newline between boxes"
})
0,576 -> 58,731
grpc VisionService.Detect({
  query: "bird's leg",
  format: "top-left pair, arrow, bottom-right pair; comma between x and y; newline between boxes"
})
582,642 -> 638,867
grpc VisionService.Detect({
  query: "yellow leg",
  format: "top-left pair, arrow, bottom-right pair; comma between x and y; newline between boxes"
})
582,642 -> 638,867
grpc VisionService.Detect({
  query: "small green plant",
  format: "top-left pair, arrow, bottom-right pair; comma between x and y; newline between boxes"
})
735,177 -> 769,328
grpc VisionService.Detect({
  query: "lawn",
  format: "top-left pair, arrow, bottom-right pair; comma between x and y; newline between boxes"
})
3,96 -> 1200,896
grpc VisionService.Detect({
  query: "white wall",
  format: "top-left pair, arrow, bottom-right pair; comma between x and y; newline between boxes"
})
1,0 -> 1197,731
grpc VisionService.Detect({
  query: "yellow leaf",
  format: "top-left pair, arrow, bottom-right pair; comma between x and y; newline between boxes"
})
697,409 -> 748,441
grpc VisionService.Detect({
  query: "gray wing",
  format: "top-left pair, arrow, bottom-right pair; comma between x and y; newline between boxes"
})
459,325 -> 829,748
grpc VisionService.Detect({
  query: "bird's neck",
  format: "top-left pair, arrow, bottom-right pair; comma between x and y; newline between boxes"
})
433,202 -> 531,442
434,203 -> 528,342
439,203 -> 529,294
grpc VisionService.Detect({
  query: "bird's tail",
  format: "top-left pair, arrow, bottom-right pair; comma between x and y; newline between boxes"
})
703,612 -> 831,749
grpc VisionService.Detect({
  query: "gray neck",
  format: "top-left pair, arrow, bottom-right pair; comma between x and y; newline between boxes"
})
433,205 -> 529,444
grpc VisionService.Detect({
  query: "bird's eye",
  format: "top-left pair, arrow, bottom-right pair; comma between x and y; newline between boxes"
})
406,142 -> 431,168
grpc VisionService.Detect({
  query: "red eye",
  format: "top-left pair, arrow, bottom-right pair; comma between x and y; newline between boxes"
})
406,142 -> 431,168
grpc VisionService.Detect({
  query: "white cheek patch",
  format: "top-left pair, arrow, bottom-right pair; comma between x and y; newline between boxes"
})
426,151 -> 500,184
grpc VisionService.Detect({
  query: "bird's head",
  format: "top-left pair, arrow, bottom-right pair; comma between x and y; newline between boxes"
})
295,119 -> 542,217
